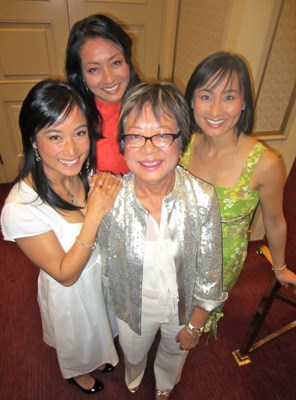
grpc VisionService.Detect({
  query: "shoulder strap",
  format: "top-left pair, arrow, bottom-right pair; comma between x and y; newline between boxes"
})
238,142 -> 267,185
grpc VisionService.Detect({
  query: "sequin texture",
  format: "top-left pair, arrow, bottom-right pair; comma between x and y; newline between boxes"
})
98,166 -> 228,334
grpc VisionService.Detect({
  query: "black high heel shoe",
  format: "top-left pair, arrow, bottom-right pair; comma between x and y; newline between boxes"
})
68,377 -> 104,394
97,363 -> 115,373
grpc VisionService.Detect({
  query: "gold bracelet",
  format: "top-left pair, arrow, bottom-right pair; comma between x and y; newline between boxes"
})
272,263 -> 287,272
75,236 -> 96,251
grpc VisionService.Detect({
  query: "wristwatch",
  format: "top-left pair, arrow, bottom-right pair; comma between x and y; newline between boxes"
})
188,321 -> 204,336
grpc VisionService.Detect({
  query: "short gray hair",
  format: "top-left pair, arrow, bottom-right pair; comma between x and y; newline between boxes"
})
118,81 -> 191,153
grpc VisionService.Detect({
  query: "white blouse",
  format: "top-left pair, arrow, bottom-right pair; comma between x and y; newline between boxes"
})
142,204 -> 178,310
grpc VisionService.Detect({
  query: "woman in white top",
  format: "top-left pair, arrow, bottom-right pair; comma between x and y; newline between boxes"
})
1,79 -> 121,394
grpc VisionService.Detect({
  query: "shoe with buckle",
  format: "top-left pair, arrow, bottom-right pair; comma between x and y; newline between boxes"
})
68,377 -> 104,394
97,363 -> 115,373
156,389 -> 171,399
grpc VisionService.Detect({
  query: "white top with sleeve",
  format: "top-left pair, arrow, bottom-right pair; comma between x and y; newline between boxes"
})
1,181 -> 119,378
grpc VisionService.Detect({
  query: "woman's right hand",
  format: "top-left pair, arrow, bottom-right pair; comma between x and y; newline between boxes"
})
176,327 -> 200,351
274,267 -> 296,289
86,172 -> 122,224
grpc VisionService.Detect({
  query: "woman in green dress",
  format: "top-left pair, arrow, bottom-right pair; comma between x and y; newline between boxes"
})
182,52 -> 296,334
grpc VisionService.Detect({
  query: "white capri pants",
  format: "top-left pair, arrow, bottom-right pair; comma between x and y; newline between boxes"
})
116,295 -> 189,392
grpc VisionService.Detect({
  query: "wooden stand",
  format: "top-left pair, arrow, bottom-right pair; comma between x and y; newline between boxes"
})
233,245 -> 296,366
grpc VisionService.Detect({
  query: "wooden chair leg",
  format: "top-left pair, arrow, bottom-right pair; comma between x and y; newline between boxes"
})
232,276 -> 281,365
233,244 -> 296,366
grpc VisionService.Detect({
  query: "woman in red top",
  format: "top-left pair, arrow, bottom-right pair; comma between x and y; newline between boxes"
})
66,14 -> 141,175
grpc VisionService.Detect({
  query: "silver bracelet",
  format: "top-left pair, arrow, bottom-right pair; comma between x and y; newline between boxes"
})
75,236 -> 96,251
272,263 -> 287,272
184,324 -> 200,338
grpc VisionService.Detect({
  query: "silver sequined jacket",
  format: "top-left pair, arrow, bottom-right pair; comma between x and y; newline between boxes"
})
98,166 -> 228,335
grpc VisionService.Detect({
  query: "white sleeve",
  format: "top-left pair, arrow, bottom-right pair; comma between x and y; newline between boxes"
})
1,201 -> 51,242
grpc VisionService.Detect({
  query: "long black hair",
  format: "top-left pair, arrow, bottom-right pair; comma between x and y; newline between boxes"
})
17,79 -> 97,211
65,14 -> 141,137
185,51 -> 254,135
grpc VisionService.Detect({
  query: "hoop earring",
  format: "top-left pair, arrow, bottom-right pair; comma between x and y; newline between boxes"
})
34,147 -> 41,162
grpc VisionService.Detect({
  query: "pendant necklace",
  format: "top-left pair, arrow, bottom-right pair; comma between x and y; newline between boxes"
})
66,189 -> 78,206
53,182 -> 78,206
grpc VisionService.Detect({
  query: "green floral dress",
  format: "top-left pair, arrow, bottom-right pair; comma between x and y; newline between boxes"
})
182,137 -> 266,334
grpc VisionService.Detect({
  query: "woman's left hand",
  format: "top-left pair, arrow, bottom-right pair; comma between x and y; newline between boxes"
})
175,327 -> 200,351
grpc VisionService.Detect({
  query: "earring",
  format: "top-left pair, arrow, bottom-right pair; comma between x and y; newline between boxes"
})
83,81 -> 89,93
34,147 -> 41,162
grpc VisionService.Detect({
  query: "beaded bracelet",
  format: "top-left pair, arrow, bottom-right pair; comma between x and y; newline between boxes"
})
75,236 -> 97,251
271,263 -> 287,272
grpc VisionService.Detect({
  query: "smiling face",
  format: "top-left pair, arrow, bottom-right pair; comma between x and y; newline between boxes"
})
192,72 -> 245,139
123,104 -> 180,188
80,37 -> 130,104
33,106 -> 90,182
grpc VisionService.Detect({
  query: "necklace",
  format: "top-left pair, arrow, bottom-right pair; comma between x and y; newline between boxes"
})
52,181 -> 79,206
66,189 -> 78,206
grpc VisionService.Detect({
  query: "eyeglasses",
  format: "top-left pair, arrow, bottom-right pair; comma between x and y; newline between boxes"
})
120,130 -> 181,148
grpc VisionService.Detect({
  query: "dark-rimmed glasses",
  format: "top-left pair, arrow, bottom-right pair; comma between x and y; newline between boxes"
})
120,130 -> 181,148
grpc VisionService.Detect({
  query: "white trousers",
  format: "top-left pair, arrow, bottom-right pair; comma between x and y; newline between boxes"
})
116,295 -> 189,392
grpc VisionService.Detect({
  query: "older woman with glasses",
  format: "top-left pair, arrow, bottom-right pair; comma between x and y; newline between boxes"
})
97,81 -> 228,399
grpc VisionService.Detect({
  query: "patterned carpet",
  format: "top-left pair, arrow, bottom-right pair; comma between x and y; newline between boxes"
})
0,160 -> 295,399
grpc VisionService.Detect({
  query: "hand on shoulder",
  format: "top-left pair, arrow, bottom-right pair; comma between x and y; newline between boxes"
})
86,172 -> 122,223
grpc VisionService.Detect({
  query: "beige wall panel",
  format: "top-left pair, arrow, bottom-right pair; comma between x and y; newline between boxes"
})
0,0 -> 69,75
0,0 -> 69,183
223,0 -> 282,89
5,103 -> 22,154
124,26 -> 145,78
0,24 -> 57,78
0,82 -> 40,182
254,0 -> 296,133
173,0 -> 230,92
